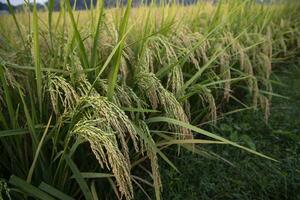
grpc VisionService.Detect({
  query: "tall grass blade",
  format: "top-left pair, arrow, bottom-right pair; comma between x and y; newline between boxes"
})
87,25 -> 134,95
27,115 -> 52,183
147,117 -> 277,161
66,0 -> 90,69
39,182 -> 75,200
6,0 -> 26,48
65,155 -> 93,200
107,0 -> 133,101
0,129 -> 29,138
9,175 -> 56,200
48,0 -> 55,50
33,0 -> 43,116
0,66 -> 16,128
90,0 -> 104,69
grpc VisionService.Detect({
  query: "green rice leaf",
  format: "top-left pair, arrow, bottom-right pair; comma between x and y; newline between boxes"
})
27,115 -> 52,183
90,0 -> 104,69
147,117 -> 277,161
0,129 -> 29,138
66,0 -> 90,69
39,182 -> 75,200
73,172 -> 114,179
107,0 -> 133,101
33,0 -> 43,115
65,155 -> 93,200
9,175 -> 56,200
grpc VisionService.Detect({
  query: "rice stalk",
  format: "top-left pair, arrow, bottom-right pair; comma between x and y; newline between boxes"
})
72,119 -> 133,200
136,71 -> 192,139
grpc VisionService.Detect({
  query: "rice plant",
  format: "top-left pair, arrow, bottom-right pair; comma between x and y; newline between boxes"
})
0,0 -> 299,199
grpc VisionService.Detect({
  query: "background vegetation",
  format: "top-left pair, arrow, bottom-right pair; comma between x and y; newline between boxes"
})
0,0 -> 299,199
154,62 -> 300,200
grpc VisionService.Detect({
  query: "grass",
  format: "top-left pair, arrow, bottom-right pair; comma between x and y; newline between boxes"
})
0,0 -> 300,199
155,62 -> 300,200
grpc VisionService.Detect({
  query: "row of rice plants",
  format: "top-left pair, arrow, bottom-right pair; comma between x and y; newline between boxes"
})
0,0 -> 299,199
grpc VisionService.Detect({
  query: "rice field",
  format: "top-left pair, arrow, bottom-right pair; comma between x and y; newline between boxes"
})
0,0 -> 300,199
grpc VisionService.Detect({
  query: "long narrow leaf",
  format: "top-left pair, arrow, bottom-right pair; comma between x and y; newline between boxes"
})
66,1 -> 90,69
27,115 -> 52,183
9,175 -> 56,200
39,182 -> 75,200
33,0 -> 43,115
65,155 -> 93,200
0,129 -> 29,138
90,0 -> 104,69
147,117 -> 277,161
107,0 -> 133,101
